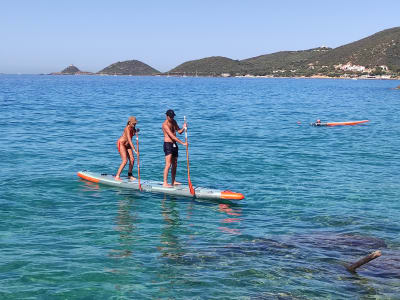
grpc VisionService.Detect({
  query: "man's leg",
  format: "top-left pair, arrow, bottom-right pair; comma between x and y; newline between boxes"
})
163,154 -> 173,187
171,156 -> 178,185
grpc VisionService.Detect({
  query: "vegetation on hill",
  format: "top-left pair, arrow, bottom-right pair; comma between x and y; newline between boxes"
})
315,27 -> 400,72
167,27 -> 400,77
97,60 -> 160,75
50,65 -> 93,75
242,47 -> 331,76
169,56 -> 253,76
49,27 -> 399,78
61,65 -> 80,74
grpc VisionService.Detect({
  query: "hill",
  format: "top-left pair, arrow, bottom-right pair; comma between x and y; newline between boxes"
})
50,65 -> 94,75
167,27 -> 400,77
314,27 -> 400,72
97,60 -> 160,75
241,47 -> 331,76
169,56 -> 253,76
61,65 -> 80,74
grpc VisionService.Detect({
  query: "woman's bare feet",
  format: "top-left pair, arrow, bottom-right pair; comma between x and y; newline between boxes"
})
129,176 -> 137,181
163,183 -> 173,188
172,181 -> 182,186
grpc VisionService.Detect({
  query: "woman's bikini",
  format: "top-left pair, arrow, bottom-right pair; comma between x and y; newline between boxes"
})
117,126 -> 135,153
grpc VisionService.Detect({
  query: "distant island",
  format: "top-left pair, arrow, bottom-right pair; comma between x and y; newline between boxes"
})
50,26 -> 400,79
50,65 -> 94,75
97,60 -> 160,75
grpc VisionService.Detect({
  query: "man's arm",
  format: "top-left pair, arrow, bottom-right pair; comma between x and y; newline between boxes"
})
163,123 -> 186,146
175,120 -> 186,134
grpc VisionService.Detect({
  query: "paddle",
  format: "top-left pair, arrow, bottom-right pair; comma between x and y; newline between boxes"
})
135,130 -> 142,191
184,116 -> 195,196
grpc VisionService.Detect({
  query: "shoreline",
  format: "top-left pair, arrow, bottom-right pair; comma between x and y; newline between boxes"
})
1,73 -> 399,80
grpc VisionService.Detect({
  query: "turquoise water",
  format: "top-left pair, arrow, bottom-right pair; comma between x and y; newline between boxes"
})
1,75 -> 399,299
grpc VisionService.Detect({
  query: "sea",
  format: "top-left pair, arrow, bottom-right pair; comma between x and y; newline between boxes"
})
1,75 -> 399,299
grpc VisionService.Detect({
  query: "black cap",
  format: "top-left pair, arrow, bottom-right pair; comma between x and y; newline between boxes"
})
166,109 -> 175,118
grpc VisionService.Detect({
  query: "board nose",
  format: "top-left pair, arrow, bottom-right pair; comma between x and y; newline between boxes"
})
221,190 -> 245,200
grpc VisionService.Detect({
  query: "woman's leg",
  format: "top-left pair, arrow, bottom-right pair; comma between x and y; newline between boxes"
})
127,148 -> 136,180
116,141 -> 128,179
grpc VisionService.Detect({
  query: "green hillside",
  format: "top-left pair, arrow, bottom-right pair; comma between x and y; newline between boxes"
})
61,65 -> 80,74
50,65 -> 94,75
169,56 -> 253,76
242,47 -> 331,75
315,27 -> 400,72
98,60 -> 160,75
167,27 -> 400,77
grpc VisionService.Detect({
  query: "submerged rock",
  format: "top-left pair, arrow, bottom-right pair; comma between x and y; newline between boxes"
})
291,233 -> 387,253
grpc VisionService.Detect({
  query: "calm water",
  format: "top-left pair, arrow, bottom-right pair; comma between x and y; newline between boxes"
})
1,75 -> 399,299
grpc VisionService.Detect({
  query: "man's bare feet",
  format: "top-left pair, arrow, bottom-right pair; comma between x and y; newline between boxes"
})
163,183 -> 173,188
129,176 -> 137,181
115,176 -> 122,181
172,181 -> 182,186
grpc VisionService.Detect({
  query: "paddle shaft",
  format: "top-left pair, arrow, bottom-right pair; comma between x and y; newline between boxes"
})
184,116 -> 195,195
135,131 -> 142,191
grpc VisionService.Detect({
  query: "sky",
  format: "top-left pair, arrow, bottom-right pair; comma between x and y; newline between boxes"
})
0,0 -> 399,74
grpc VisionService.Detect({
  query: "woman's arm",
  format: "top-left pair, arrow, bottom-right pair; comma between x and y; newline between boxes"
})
125,127 -> 137,153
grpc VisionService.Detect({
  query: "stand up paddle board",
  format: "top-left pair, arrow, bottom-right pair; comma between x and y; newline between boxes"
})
311,120 -> 369,126
77,171 -> 244,200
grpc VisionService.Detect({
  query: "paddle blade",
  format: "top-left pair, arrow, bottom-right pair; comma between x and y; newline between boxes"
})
188,179 -> 195,195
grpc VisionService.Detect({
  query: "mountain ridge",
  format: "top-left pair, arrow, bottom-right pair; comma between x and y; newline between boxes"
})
49,27 -> 400,78
169,27 -> 400,77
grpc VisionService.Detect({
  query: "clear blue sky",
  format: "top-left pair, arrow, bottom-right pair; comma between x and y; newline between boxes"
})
1,0 -> 399,74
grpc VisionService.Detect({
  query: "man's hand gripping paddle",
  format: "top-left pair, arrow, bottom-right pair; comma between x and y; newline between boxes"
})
184,116 -> 195,196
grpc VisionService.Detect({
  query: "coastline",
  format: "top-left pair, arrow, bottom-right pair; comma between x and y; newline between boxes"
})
1,73 -> 399,80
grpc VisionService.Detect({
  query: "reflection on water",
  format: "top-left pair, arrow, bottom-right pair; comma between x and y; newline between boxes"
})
218,203 -> 242,235
109,197 -> 137,259
158,195 -> 186,260
79,179 -> 100,192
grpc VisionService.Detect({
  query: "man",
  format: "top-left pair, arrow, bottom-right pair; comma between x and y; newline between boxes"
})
162,109 -> 187,187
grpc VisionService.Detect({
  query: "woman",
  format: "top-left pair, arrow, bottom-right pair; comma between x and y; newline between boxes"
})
116,116 -> 138,180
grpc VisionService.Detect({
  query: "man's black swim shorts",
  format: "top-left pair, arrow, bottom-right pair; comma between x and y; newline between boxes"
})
163,142 -> 178,157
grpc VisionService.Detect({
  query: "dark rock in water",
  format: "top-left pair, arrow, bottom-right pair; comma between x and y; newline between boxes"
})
158,232 -> 399,281
158,238 -> 296,266
291,233 -> 387,254
252,292 -> 303,300
349,249 -> 400,278
216,238 -> 296,258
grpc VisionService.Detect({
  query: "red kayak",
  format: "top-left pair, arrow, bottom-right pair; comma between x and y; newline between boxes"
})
312,120 -> 369,126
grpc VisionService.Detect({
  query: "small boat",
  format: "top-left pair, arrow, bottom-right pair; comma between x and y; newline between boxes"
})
311,120 -> 369,127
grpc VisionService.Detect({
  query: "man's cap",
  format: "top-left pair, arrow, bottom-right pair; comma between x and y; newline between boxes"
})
128,116 -> 138,124
166,109 -> 176,118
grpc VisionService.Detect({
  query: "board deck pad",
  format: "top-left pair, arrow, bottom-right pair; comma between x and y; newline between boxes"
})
78,171 -> 244,200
